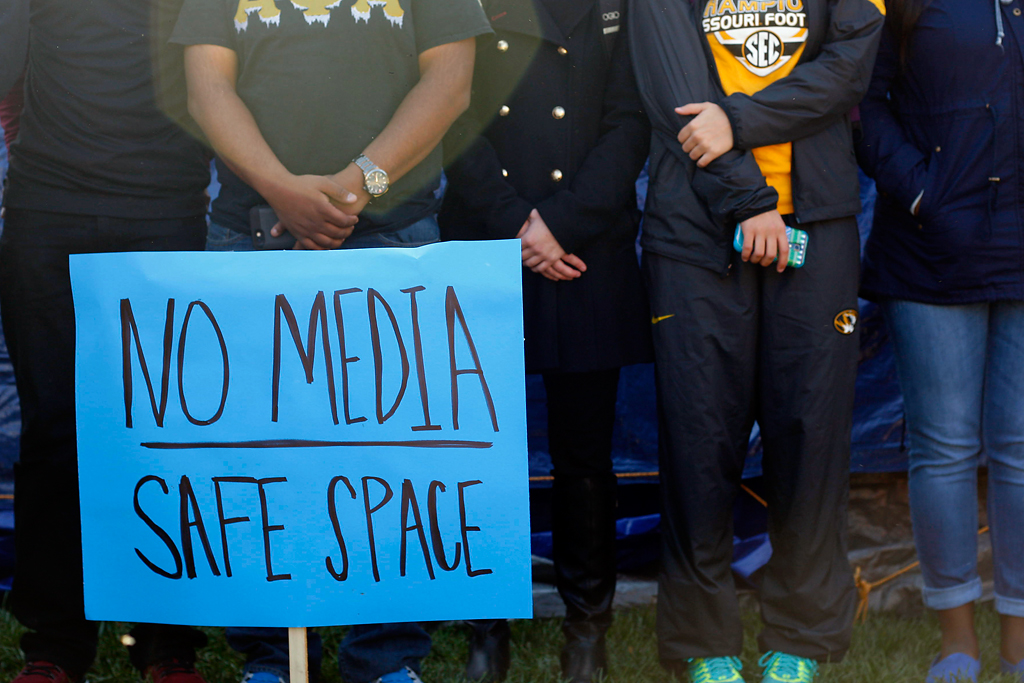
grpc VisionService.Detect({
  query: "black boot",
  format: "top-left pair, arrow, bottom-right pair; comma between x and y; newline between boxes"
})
464,619 -> 510,682
553,474 -> 618,683
561,620 -> 608,683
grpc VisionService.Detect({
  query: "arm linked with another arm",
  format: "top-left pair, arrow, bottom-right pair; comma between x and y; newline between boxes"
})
628,0 -> 778,225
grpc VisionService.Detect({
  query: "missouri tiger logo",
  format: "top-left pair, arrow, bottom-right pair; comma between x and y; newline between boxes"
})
351,0 -> 405,27
834,309 -> 858,335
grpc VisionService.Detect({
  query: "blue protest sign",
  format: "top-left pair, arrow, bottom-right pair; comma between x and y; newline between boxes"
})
70,241 -> 531,627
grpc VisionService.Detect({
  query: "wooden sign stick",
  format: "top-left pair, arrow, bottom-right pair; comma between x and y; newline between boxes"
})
288,627 -> 309,683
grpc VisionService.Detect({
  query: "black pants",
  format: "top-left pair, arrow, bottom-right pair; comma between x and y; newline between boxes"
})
644,217 -> 860,669
543,369 -> 620,623
0,208 -> 209,678
466,370 -> 620,640
543,370 -> 620,481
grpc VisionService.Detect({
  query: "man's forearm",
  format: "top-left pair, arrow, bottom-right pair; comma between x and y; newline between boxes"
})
193,90 -> 290,197
332,38 -> 475,201
183,44 -> 358,249
186,39 -> 474,213
185,55 -> 293,199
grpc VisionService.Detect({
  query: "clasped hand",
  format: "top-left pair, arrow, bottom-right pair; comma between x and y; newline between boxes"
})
517,209 -> 588,282
675,101 -> 733,168
266,174 -> 362,250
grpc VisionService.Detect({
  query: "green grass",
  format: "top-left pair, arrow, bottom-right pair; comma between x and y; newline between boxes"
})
0,602 -> 1017,682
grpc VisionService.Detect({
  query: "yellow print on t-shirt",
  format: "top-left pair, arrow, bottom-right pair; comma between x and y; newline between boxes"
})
291,0 -> 344,26
702,0 -> 807,78
234,0 -> 280,31
352,0 -> 405,26
233,0 -> 405,31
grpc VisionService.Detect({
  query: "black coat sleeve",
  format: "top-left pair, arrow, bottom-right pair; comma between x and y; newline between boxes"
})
721,0 -> 885,150
533,13 -> 651,254
0,0 -> 28,100
628,0 -> 778,224
441,45 -> 536,241
855,23 -> 926,212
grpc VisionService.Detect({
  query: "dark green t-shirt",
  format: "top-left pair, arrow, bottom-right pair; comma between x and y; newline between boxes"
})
171,0 -> 490,234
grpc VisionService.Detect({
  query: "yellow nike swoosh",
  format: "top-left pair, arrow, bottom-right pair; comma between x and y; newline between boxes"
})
651,314 -> 675,324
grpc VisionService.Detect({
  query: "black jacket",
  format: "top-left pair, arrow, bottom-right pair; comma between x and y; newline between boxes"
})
439,0 -> 653,373
630,0 -> 884,275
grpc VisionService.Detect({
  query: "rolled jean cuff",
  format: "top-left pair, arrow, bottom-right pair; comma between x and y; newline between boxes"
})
247,664 -> 288,679
922,576 -> 983,611
995,594 -> 1024,617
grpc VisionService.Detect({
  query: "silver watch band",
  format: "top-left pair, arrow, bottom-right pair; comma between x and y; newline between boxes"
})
353,154 -> 379,175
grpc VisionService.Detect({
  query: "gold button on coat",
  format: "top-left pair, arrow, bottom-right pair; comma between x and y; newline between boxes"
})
1015,8 -> 1022,16
557,46 -> 568,55
501,169 -> 508,177
497,40 -> 509,51
499,105 -> 510,116
551,169 -> 563,182
552,106 -> 566,119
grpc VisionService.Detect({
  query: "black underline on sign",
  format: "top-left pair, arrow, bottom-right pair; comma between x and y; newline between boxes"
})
140,439 -> 494,450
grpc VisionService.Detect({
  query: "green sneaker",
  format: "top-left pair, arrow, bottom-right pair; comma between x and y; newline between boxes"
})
758,652 -> 819,683
687,657 -> 744,683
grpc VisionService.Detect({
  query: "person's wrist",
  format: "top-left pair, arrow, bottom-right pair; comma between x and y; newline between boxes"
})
251,169 -> 298,204
334,164 -> 371,206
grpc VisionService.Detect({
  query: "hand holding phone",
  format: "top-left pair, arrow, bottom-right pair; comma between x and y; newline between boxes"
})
250,206 -> 297,249
259,174 -> 360,250
733,221 -> 807,270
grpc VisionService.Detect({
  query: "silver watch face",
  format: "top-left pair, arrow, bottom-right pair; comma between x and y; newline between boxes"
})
364,169 -> 389,197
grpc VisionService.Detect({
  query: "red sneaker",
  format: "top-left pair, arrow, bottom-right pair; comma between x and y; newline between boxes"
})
12,662 -> 76,683
144,659 -> 208,683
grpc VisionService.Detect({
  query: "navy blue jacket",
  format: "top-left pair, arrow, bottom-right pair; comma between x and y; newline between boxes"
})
858,0 -> 1024,303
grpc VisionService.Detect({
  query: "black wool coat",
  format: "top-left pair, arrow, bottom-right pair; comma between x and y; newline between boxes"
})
439,0 -> 652,374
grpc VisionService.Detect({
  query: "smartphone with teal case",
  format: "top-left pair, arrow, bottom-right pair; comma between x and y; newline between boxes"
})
733,224 -> 808,268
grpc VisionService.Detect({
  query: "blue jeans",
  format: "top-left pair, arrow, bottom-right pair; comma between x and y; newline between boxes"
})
883,299 -> 1024,617
225,624 -> 431,683
207,215 -> 438,682
205,216 -> 441,253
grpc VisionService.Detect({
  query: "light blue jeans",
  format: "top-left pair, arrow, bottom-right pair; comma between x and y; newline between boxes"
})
883,299 -> 1024,617
206,214 -> 439,683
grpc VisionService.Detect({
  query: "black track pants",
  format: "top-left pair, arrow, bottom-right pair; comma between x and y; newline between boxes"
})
644,217 -> 860,669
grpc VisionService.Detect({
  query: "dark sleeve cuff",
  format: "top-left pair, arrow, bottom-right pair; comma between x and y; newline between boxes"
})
721,95 -> 749,150
487,197 -> 534,241
733,188 -> 779,223
535,192 -> 583,254
168,33 -> 236,50
417,24 -> 493,54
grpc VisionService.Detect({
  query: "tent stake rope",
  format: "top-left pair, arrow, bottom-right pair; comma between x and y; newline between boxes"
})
853,527 -> 990,623
528,471 -> 992,623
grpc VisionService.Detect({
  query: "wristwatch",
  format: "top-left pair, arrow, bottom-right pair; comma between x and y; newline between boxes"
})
353,154 -> 390,197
